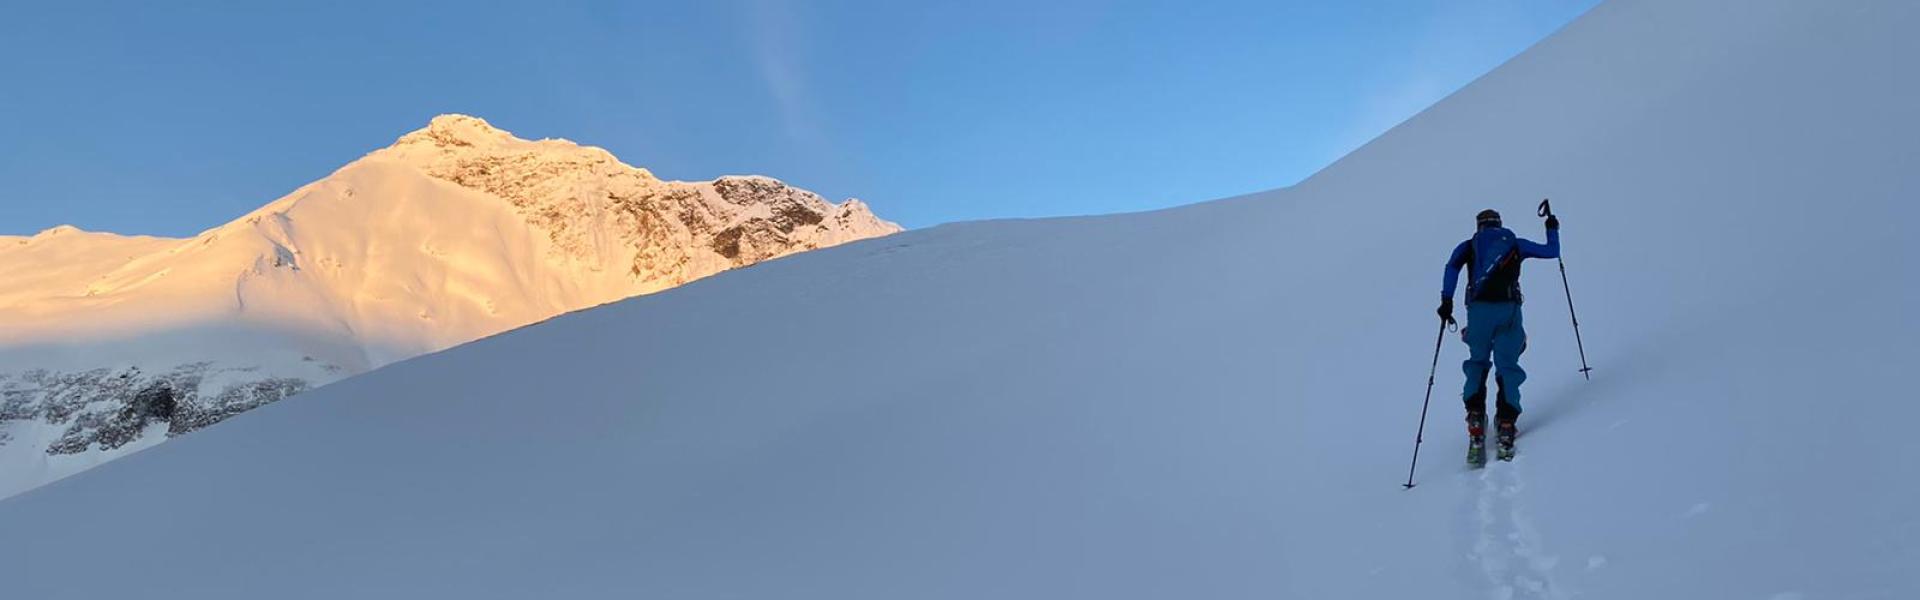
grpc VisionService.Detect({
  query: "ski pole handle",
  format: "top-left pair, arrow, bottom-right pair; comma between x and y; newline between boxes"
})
1537,198 -> 1554,218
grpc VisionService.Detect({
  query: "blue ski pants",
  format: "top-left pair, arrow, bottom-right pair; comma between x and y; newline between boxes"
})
1461,301 -> 1527,421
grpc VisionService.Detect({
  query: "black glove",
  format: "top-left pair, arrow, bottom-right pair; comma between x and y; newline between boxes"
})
1545,215 -> 1560,230
1437,297 -> 1456,325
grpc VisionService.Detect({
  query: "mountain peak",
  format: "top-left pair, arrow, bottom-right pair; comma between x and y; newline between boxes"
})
35,224 -> 84,237
392,113 -> 518,149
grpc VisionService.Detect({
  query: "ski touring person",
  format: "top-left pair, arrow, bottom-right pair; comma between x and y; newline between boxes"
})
1438,208 -> 1560,465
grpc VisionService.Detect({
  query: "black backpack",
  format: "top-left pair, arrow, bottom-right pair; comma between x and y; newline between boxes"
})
1463,228 -> 1525,304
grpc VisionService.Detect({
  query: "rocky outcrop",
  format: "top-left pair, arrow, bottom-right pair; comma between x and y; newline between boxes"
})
2,364 -> 308,456
382,115 -> 898,288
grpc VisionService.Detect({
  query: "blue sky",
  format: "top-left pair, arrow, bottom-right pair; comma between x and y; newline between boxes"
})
0,0 -> 1597,236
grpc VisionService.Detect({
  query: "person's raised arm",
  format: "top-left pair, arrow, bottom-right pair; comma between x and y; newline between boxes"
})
1518,219 -> 1560,259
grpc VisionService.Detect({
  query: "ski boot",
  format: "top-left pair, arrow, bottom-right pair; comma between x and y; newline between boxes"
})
1466,412 -> 1488,468
1496,419 -> 1517,462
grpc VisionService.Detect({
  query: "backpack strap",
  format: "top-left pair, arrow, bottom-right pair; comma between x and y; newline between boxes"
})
1461,236 -> 1477,300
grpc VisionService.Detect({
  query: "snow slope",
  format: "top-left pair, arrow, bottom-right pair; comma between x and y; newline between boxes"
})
0,115 -> 897,498
3,0 -> 1916,598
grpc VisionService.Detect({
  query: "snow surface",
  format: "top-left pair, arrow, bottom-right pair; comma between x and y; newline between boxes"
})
3,0 -> 1917,598
0,115 -> 898,498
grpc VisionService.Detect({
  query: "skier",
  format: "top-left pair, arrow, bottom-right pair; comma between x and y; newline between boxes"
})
1438,208 -> 1559,463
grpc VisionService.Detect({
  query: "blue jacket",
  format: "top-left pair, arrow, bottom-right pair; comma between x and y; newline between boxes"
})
1443,226 -> 1559,303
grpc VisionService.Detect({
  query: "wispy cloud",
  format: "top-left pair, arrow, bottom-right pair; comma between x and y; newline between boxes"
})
744,0 -> 824,145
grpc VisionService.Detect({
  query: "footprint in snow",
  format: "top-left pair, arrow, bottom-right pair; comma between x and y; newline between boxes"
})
1468,461 -> 1567,600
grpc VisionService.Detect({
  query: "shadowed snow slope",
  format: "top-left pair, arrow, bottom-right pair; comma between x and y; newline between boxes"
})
2,0 -> 1915,598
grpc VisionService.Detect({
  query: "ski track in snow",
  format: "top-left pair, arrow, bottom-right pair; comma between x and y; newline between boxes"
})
1469,459 -> 1567,600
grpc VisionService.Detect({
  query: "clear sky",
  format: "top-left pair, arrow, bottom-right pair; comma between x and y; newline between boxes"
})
0,0 -> 1598,236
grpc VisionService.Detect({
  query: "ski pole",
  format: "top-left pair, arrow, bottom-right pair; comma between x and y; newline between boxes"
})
1537,199 -> 1593,379
1402,319 -> 1450,490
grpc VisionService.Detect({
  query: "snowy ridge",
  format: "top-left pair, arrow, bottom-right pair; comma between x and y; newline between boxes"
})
0,115 -> 898,498
3,0 -> 1918,598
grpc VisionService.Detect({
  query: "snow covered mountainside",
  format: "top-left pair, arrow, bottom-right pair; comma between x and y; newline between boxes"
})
0,115 -> 898,498
4,0 -> 1917,598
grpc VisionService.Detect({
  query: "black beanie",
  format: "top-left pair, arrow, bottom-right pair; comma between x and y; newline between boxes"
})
1476,209 -> 1502,229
